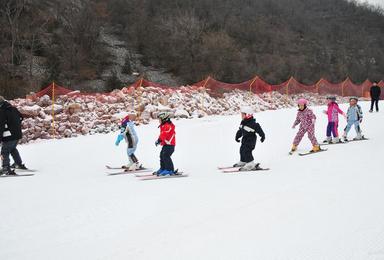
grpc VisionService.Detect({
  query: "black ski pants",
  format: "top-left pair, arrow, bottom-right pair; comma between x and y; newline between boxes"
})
240,143 -> 255,163
1,140 -> 23,169
160,145 -> 175,171
370,99 -> 379,112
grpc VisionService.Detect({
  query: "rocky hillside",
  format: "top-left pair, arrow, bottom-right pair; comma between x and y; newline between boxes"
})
1,0 -> 383,99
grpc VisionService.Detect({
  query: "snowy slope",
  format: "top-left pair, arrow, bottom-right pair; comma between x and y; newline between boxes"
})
1,102 -> 384,260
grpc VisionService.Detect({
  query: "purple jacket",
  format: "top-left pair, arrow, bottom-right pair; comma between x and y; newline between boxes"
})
293,108 -> 316,130
326,102 -> 344,123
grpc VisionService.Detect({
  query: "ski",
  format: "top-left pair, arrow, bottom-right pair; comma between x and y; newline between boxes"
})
107,168 -> 152,176
14,169 -> 37,173
135,172 -> 157,177
222,167 -> 269,173
0,173 -> 35,178
320,141 -> 346,146
217,166 -> 239,170
137,172 -> 187,181
344,137 -> 369,142
221,163 -> 269,173
299,149 -> 328,156
106,165 -> 134,170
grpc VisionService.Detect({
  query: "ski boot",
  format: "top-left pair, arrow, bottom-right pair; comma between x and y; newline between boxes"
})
11,163 -> 28,170
158,169 -> 176,176
309,145 -> 321,153
289,144 -> 297,154
353,133 -> 364,141
333,137 -> 342,143
233,161 -> 246,167
239,161 -> 256,171
1,167 -> 16,176
153,169 -> 163,175
323,137 -> 332,144
253,163 -> 263,170
342,134 -> 348,142
126,162 -> 141,171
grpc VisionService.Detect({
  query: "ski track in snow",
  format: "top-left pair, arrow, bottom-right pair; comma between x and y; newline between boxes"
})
1,102 -> 384,260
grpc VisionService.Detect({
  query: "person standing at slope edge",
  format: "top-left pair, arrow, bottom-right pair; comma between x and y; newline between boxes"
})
0,96 -> 27,175
369,82 -> 381,112
155,112 -> 177,176
233,106 -> 265,171
291,99 -> 320,154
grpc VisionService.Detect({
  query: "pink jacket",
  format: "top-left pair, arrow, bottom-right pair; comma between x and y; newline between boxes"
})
293,108 -> 316,130
326,102 -> 344,123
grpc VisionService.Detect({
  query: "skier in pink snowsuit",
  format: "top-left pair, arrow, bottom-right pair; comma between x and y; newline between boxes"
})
291,99 -> 320,153
323,96 -> 346,143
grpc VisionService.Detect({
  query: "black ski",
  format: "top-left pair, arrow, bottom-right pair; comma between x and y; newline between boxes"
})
222,163 -> 269,173
0,173 -> 35,178
344,137 -> 369,142
299,149 -> 328,156
320,141 -> 346,146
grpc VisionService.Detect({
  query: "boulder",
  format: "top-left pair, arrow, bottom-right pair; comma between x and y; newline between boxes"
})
174,109 -> 190,119
19,105 -> 42,117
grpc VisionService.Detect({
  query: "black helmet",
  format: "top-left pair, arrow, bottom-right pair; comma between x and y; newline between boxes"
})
326,96 -> 336,101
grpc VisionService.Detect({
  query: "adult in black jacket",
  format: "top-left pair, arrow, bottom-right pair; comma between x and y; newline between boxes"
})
0,96 -> 25,175
234,106 -> 265,170
370,82 -> 381,112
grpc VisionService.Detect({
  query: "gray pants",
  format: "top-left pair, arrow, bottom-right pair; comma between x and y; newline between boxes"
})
1,140 -> 22,169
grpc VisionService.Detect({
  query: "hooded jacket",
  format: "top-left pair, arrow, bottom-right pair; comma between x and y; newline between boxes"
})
0,101 -> 23,142
235,117 -> 265,148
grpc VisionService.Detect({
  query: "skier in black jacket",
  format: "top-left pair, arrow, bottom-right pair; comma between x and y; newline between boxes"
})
234,106 -> 265,171
0,96 -> 26,175
370,82 -> 381,112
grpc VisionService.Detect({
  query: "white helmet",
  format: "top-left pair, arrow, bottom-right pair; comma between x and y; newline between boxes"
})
158,111 -> 170,121
240,106 -> 254,115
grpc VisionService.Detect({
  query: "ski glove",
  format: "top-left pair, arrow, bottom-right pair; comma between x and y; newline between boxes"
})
155,139 -> 161,146
115,134 -> 124,146
260,136 -> 265,143
235,137 -> 241,143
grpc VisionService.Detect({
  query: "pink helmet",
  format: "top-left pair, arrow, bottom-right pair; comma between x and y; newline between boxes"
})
297,98 -> 308,106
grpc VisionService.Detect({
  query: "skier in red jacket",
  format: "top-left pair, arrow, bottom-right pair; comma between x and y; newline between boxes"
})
155,112 -> 176,175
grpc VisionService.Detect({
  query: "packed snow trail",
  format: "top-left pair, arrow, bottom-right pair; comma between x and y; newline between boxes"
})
1,102 -> 384,260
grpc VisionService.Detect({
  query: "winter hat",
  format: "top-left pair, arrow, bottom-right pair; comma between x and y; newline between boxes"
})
121,115 -> 131,127
326,96 -> 336,101
349,97 -> 359,102
297,98 -> 308,106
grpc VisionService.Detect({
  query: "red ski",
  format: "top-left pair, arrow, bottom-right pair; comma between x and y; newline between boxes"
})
137,172 -> 187,181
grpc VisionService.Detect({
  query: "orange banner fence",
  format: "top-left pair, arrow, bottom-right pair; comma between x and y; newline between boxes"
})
34,76 -> 384,99
28,76 -> 383,138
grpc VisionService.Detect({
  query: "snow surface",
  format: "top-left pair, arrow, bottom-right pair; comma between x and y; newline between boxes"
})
1,102 -> 384,260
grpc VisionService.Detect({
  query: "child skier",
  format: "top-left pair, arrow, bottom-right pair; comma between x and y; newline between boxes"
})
115,113 -> 140,171
343,97 -> 364,141
291,99 -> 320,153
323,96 -> 346,143
233,106 -> 265,171
155,111 -> 177,176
